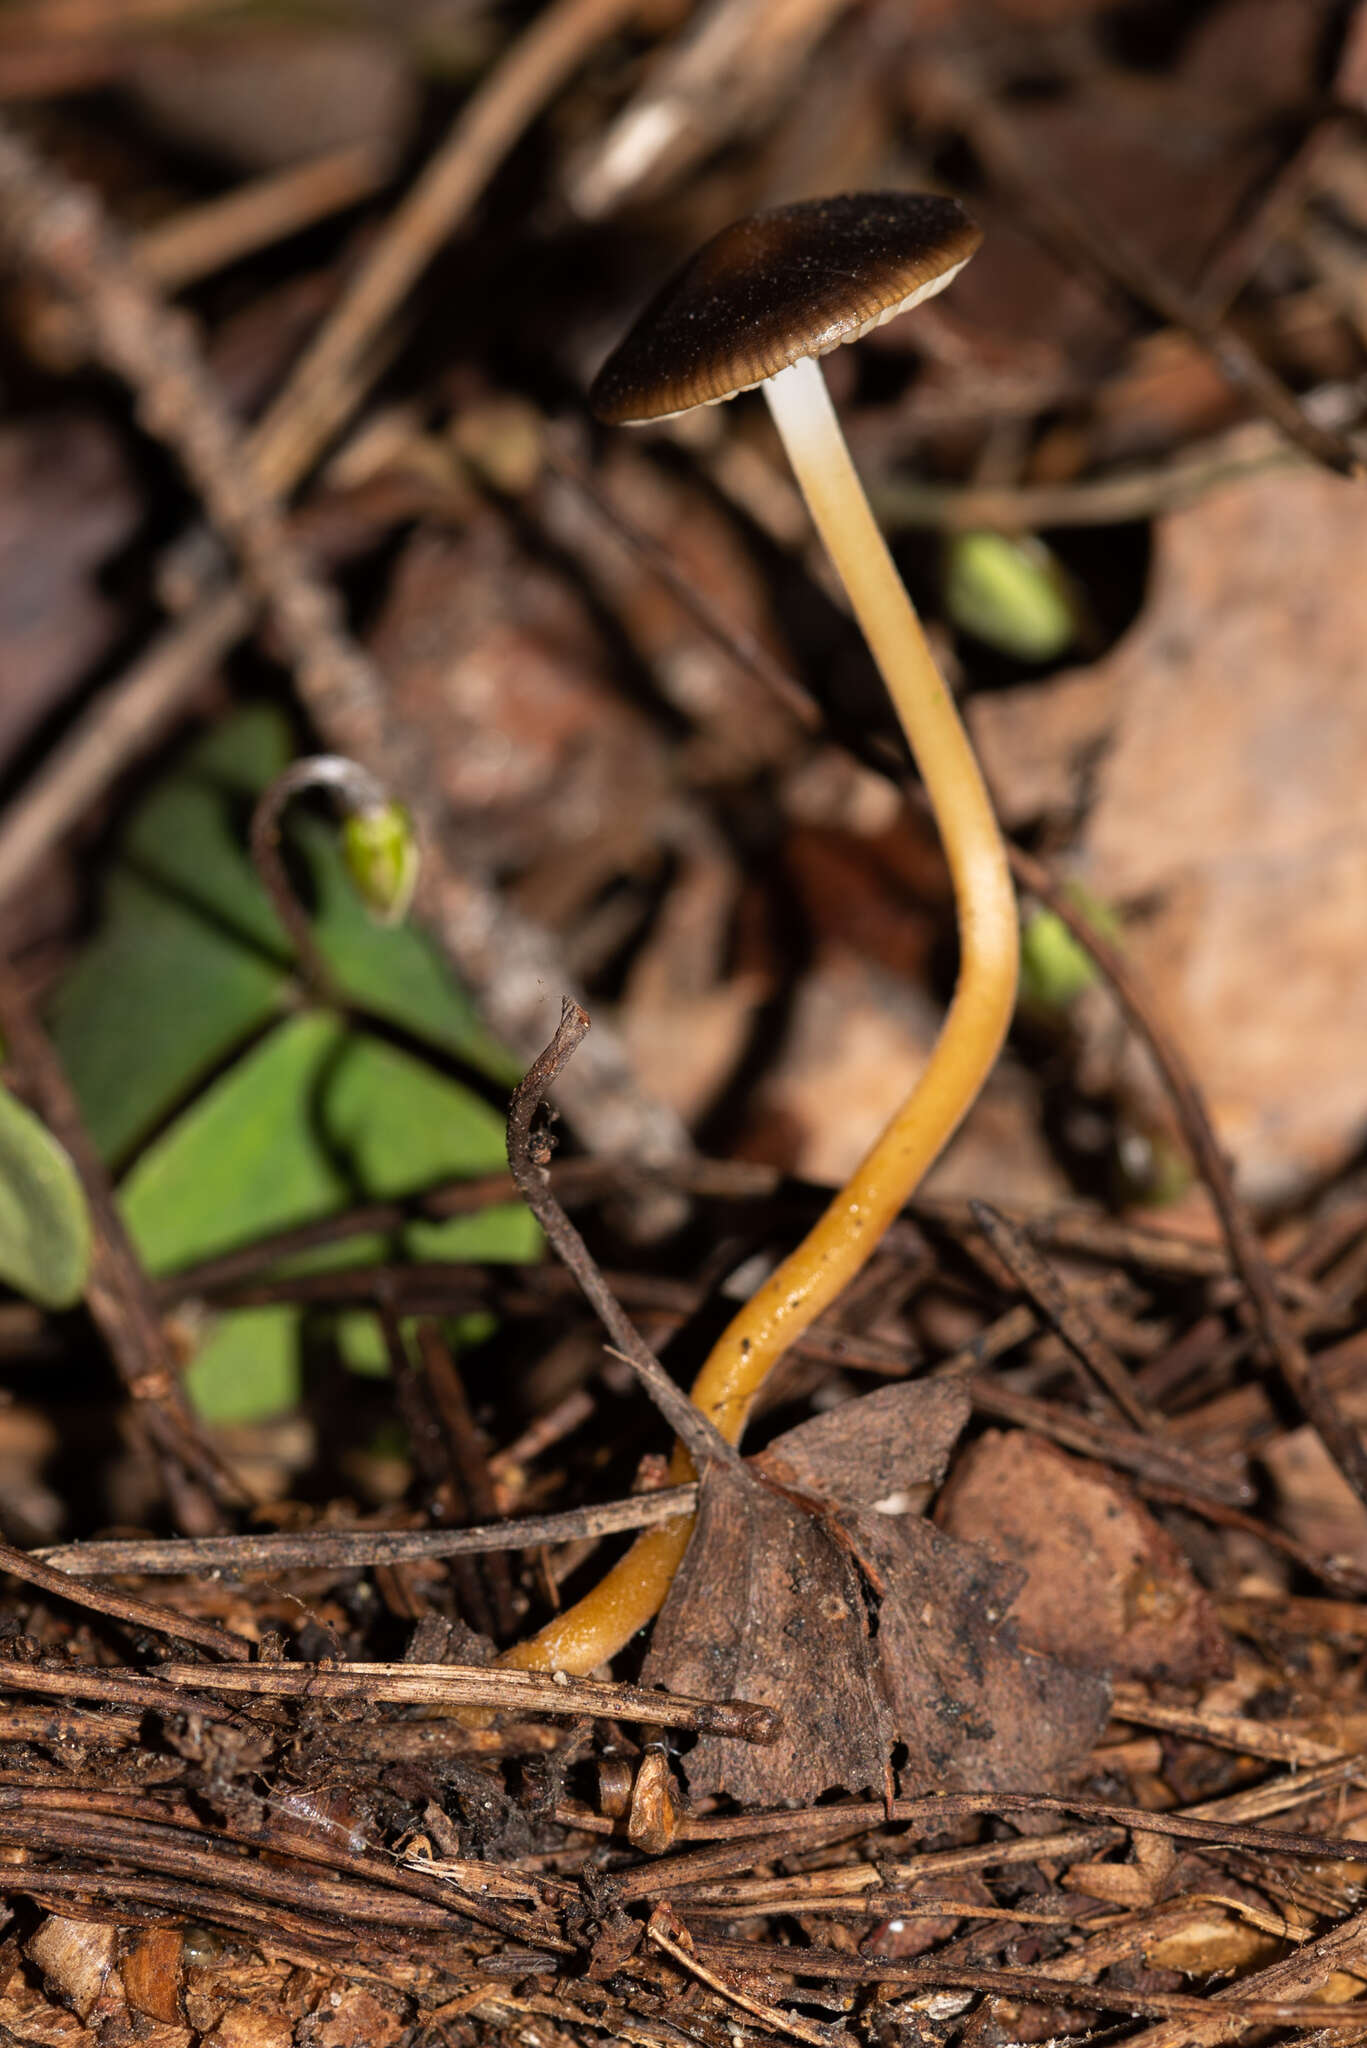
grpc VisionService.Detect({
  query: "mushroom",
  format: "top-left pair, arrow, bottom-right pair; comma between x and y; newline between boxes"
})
504,192 -> 1017,1676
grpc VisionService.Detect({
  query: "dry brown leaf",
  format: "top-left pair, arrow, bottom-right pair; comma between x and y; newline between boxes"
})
978,465 -> 1367,1199
742,942 -> 1069,1209
200,2006 -> 297,2048
644,1383 -> 1109,1801
969,667 -> 1114,832
182,1960 -> 301,2041
1083,467 -> 1367,1198
757,1376 -> 969,1509
620,822 -> 766,1124
865,1510 -> 1110,1794
370,515 -> 669,921
0,416 -> 139,777
937,1430 -> 1230,1684
643,1460 -> 889,1804
541,444 -> 801,779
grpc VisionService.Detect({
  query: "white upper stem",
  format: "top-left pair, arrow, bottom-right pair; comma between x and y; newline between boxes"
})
761,353 -> 1018,1200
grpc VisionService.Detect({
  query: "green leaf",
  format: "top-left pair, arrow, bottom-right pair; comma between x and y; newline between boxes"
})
48,870 -> 287,1165
943,531 -> 1078,663
122,1010 -> 533,1268
183,1306 -> 303,1425
121,1012 -> 537,1420
0,1082 -> 91,1308
120,703 -> 296,955
49,707 -> 517,1165
48,704 -> 535,1420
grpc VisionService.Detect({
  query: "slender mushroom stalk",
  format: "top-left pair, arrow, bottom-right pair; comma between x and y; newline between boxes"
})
503,193 -> 1017,1676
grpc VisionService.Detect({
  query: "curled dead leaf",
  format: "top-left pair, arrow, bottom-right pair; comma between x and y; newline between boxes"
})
645,1381 -> 1109,1801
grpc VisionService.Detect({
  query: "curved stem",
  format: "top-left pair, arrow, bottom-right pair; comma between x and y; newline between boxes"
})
503,354 -> 1017,1675
249,754 -> 405,997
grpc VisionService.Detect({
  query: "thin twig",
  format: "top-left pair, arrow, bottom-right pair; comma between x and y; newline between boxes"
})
134,140 -> 392,296
1109,1683 -> 1345,1767
874,418 -> 1306,531
36,1486 -> 701,1575
506,1000 -> 739,1474
155,1660 -> 780,1743
248,753 -> 395,1001
1139,1482 -> 1367,1598
376,1302 -> 498,1638
876,1789 -> 1367,1863
0,1780 -> 572,1941
965,1372 -> 1252,1507
694,1932 -> 1367,2032
544,444 -> 822,731
1009,842 -> 1367,1515
602,1785 -> 1367,1865
150,1151 -> 1311,1303
1194,94 -> 1351,318
185,1260 -> 694,1318
7,1871 -> 442,1977
564,0 -> 856,219
414,1317 -> 518,1636
0,585 -> 251,907
0,1660 -> 244,1720
245,0 -> 642,497
0,1536 -> 250,1661
918,57 -> 1362,478
969,1199 -> 1161,1433
647,1906 -> 843,2048
615,1824 -> 1114,1898
156,1156 -> 626,1297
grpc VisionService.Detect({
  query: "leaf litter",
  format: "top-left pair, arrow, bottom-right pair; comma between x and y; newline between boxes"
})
646,1380 -> 1109,1804
3,1 -> 1367,2045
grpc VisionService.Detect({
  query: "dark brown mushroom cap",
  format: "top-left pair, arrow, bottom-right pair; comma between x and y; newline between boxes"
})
589,191 -> 981,425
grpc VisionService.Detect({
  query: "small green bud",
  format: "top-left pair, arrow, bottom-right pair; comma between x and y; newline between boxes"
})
342,802 -> 419,926
1018,888 -> 1123,1014
943,530 -> 1078,663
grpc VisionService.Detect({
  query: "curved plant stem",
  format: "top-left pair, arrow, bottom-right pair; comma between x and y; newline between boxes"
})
248,753 -> 399,999
504,354 -> 1017,1675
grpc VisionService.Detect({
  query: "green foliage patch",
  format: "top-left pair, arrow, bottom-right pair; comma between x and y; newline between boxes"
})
0,1082 -> 91,1310
47,707 -> 535,1421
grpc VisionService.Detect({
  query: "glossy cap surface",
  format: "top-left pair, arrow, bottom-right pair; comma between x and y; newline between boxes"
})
589,191 -> 981,425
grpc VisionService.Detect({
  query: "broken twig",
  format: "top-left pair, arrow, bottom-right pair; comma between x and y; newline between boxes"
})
37,1485 -> 700,1576
506,999 -> 741,1475
157,1660 -> 780,1743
